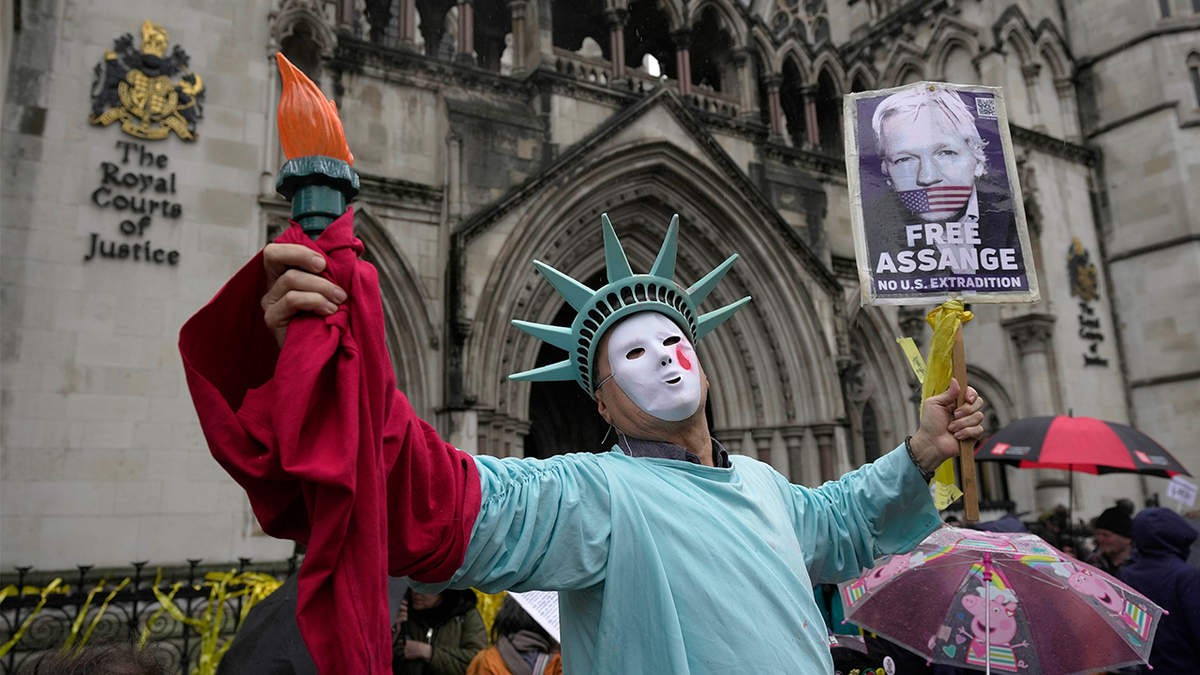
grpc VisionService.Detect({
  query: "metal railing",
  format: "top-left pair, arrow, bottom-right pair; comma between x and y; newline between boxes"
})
0,558 -> 296,674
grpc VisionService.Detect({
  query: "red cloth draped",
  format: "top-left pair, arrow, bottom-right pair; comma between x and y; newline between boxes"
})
179,210 -> 481,675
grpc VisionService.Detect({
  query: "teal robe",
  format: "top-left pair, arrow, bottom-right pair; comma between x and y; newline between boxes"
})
413,445 -> 939,674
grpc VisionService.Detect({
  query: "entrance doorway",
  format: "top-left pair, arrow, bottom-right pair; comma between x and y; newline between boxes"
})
523,271 -> 610,458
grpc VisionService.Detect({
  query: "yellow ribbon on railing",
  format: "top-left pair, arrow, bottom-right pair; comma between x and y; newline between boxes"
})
923,300 -> 973,509
75,578 -> 131,655
62,579 -> 110,654
0,579 -> 67,657
139,569 -> 185,649
199,570 -> 284,675
2,570 -> 283,671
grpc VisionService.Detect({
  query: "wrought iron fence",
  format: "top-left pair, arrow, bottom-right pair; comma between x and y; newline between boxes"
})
0,557 -> 297,675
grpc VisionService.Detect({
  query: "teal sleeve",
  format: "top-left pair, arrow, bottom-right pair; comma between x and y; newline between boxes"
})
788,444 -> 941,584
414,454 -> 612,594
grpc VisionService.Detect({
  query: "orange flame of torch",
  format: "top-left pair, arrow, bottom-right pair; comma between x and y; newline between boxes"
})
276,53 -> 354,165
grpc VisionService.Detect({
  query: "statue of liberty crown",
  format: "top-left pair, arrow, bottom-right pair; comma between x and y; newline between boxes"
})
510,213 -> 751,397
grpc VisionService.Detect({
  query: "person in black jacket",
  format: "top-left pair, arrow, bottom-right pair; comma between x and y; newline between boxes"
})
1120,508 -> 1200,674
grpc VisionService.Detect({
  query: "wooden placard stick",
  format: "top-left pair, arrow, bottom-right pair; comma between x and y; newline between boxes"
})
952,322 -> 979,521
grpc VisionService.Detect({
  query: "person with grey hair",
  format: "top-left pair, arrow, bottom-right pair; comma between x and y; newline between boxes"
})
861,85 -> 1024,285
871,87 -> 989,222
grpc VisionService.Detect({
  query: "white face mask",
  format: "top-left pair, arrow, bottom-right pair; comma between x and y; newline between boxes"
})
605,312 -> 702,422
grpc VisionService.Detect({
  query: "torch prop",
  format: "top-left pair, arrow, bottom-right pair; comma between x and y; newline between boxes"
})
274,53 -> 359,239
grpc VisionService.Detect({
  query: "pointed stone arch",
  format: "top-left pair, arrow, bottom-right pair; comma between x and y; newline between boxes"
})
270,0 -> 337,57
1036,32 -> 1071,81
353,206 -> 439,419
927,14 -> 981,74
928,21 -> 981,82
844,305 -> 918,467
880,40 -> 926,86
845,61 -> 877,92
462,141 -> 844,457
750,24 -> 777,72
775,41 -> 814,80
688,0 -> 750,49
810,48 -> 846,89
995,11 -> 1036,66
653,0 -> 687,31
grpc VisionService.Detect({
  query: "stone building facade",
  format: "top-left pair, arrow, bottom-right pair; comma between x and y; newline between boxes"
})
2,0 -> 1196,570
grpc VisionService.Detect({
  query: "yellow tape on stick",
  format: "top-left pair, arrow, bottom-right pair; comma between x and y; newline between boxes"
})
922,300 -> 972,509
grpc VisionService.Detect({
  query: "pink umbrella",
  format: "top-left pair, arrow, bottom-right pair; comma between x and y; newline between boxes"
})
838,527 -> 1163,675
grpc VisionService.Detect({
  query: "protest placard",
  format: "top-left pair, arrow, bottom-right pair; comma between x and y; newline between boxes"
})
1168,475 -> 1198,508
844,82 -> 1040,305
508,590 -> 560,643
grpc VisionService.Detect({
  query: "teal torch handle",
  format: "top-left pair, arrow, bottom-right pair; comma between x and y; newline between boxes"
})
276,156 -> 361,240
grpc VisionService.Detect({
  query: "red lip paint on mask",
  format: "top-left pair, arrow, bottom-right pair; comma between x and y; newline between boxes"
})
677,345 -> 692,371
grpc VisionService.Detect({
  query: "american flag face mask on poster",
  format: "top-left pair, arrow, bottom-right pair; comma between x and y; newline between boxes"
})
898,185 -> 974,220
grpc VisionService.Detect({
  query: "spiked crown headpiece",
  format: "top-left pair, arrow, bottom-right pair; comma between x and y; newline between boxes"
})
510,214 -> 751,397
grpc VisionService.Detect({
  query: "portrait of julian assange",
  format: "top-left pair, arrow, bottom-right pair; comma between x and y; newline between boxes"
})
847,83 -> 1037,303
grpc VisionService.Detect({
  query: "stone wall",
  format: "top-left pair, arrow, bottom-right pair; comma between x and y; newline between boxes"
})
1,0 -> 292,569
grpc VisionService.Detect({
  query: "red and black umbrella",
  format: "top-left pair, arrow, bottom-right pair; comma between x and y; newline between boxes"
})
976,415 -> 1190,478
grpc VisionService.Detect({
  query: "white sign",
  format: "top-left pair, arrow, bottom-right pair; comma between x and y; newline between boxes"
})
1167,476 -> 1197,507
508,590 -> 560,644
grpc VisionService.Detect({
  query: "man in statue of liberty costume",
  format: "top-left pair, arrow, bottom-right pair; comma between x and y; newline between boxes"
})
254,214 -> 985,673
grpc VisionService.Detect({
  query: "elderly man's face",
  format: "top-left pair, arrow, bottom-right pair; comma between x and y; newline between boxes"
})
594,312 -> 709,438
879,109 -> 982,220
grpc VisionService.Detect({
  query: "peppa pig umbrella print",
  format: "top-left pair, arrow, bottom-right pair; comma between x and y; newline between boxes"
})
838,527 -> 1163,675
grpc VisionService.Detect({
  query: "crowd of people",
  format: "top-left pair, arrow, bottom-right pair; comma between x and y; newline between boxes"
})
21,502 -> 1196,675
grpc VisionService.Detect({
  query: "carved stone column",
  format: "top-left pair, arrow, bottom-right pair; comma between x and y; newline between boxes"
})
732,47 -> 756,119
396,0 -> 417,47
1004,313 -> 1067,511
763,74 -> 784,140
605,7 -> 628,79
783,426 -> 807,484
751,428 -> 773,465
813,424 -> 837,483
337,0 -> 355,30
713,429 -> 743,456
513,420 -> 531,458
1005,313 -> 1059,416
455,0 -> 475,65
493,418 -> 509,456
1021,63 -> 1044,132
1055,77 -> 1081,142
508,0 -> 527,73
800,84 -> 820,148
672,29 -> 692,96
476,410 -> 493,456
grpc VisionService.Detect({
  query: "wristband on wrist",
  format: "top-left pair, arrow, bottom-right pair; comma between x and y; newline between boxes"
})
905,435 -> 936,482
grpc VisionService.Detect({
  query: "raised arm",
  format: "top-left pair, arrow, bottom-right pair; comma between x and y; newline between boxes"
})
180,217 -> 481,674
789,381 -> 984,584
180,226 -> 479,581
789,445 -> 941,584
